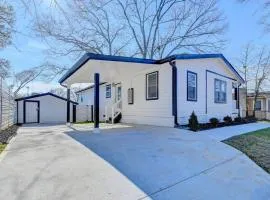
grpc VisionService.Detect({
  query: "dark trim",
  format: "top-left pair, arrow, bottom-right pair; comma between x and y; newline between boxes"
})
146,71 -> 159,101
205,70 -> 235,114
23,100 -> 40,124
91,105 -> 94,122
206,70 -> 236,81
105,84 -> 111,98
59,53 -> 244,85
170,61 -> 178,126
15,92 -> 78,105
205,71 -> 208,114
187,71 -> 198,102
75,82 -> 106,94
94,73 -> 100,128
67,88 -> 70,123
237,84 -> 240,115
128,88 -> 134,105
214,78 -> 227,104
73,104 -> 76,123
16,101 -> 18,124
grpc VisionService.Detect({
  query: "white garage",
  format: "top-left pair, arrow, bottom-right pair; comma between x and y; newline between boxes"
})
15,93 -> 78,124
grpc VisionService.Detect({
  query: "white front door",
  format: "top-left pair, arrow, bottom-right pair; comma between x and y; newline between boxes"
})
25,101 -> 39,123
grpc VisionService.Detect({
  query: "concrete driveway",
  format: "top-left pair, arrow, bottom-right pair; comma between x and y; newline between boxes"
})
0,123 -> 269,200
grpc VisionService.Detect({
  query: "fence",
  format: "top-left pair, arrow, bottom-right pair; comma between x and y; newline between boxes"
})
0,77 -> 15,130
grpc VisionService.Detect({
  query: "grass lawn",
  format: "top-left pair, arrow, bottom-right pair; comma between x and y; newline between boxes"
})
223,128 -> 270,173
0,143 -> 7,154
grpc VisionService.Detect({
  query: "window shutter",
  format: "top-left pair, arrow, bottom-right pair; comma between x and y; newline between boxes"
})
128,88 -> 134,104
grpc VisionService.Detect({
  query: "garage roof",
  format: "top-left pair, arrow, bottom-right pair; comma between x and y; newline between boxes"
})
15,92 -> 78,105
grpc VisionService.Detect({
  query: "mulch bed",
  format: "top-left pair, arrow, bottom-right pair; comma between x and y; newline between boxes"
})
223,131 -> 270,173
0,125 -> 19,144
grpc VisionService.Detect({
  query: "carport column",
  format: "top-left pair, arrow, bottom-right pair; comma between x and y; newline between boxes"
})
93,73 -> 100,133
66,86 -> 71,125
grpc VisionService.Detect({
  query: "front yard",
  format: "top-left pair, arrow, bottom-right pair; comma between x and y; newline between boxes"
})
223,128 -> 270,173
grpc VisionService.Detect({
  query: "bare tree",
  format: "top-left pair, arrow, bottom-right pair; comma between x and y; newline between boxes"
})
0,1 -> 15,79
12,62 -> 68,97
50,87 -> 78,101
237,43 -> 254,117
20,0 -> 227,59
238,0 -> 270,32
251,48 -> 270,117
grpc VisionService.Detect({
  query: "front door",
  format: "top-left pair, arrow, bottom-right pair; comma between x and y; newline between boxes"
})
24,100 -> 39,123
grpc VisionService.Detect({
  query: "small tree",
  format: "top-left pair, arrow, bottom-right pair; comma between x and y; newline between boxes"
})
188,111 -> 199,132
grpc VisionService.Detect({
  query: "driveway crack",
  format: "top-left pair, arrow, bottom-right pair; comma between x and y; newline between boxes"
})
138,153 -> 243,200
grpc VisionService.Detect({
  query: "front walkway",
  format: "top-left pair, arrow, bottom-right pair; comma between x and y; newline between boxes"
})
0,123 -> 269,200
201,122 -> 270,141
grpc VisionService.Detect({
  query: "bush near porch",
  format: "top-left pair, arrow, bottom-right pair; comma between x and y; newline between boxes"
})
223,128 -> 270,174
187,112 -> 257,131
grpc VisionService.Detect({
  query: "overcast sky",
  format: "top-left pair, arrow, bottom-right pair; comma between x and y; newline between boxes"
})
1,0 -> 269,93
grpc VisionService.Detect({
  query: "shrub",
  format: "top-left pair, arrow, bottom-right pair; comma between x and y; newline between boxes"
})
234,116 -> 242,123
223,116 -> 233,124
188,111 -> 199,131
209,118 -> 219,127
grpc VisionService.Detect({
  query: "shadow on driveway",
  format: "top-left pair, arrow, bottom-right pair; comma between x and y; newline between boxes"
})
64,125 -> 270,199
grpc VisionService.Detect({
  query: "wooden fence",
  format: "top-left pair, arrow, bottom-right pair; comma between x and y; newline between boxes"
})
0,78 -> 15,130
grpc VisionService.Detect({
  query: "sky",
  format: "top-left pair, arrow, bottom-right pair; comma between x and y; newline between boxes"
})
1,0 -> 269,94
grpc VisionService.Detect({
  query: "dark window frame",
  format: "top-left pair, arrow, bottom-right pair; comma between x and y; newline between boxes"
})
214,79 -> 227,104
105,84 -> 111,98
146,71 -> 159,100
128,88 -> 134,105
187,71 -> 197,101
255,100 -> 262,111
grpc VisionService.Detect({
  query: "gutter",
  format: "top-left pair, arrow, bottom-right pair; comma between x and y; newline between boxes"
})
169,61 -> 179,127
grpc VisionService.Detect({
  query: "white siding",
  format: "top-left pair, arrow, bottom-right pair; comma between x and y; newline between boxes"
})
176,58 -> 236,124
121,63 -> 174,127
17,95 -> 75,124
76,84 -> 111,121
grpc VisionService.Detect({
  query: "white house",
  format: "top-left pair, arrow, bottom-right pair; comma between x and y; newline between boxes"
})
59,53 -> 244,127
16,93 -> 78,124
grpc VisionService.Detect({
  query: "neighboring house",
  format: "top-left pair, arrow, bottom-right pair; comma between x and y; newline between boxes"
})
15,93 -> 78,124
243,92 -> 270,120
59,53 -> 244,127
75,83 -> 107,122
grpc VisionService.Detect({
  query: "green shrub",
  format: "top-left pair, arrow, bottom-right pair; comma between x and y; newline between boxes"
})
209,118 -> 219,127
188,111 -> 199,131
234,116 -> 242,123
223,116 -> 233,124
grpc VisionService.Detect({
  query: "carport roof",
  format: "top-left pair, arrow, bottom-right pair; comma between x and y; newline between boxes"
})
59,53 -> 245,85
15,92 -> 78,104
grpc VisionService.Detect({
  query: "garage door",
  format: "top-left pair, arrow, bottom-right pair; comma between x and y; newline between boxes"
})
24,100 -> 40,123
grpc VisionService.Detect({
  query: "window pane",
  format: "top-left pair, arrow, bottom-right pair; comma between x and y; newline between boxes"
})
187,72 -> 197,101
255,100 -> 261,110
147,72 -> 158,99
106,85 -> 111,98
214,79 -> 226,103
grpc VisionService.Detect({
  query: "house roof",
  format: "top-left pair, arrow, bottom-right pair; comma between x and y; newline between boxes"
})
59,53 -> 245,84
75,82 -> 106,94
15,92 -> 78,104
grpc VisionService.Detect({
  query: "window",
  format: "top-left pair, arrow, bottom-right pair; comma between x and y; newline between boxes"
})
214,79 -> 227,103
128,88 -> 134,104
106,84 -> 111,98
117,86 -> 121,101
268,100 -> 270,112
187,71 -> 197,101
146,71 -> 158,100
80,95 -> 83,103
255,100 -> 261,110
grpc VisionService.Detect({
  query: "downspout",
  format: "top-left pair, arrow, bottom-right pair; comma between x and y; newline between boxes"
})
169,61 -> 179,127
